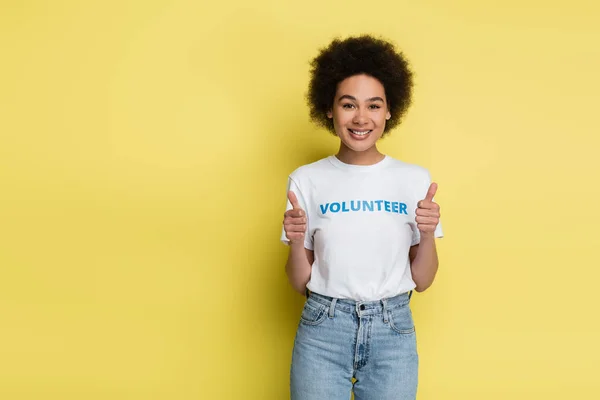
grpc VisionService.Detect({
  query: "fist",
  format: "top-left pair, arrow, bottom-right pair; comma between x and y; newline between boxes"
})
283,191 -> 307,244
416,182 -> 441,234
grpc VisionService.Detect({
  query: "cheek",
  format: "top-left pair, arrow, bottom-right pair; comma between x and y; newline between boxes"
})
333,113 -> 351,128
374,113 -> 388,127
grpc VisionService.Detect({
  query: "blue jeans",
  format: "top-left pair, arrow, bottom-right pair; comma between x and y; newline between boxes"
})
290,290 -> 418,400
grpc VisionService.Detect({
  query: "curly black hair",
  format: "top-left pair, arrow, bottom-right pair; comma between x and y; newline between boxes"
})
306,34 -> 414,136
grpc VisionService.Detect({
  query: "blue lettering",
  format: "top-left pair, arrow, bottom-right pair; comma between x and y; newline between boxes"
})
399,202 -> 407,215
341,202 -> 350,212
319,200 -> 409,215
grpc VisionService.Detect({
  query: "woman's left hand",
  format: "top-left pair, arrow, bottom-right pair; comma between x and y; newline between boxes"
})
416,183 -> 441,234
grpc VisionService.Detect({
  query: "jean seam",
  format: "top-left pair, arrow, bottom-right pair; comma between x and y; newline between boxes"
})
387,310 -> 416,334
300,303 -> 328,326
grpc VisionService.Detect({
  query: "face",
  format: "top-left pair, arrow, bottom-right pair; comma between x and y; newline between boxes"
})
327,74 -> 391,153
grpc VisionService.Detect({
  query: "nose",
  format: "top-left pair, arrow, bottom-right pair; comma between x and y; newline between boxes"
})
352,108 -> 368,125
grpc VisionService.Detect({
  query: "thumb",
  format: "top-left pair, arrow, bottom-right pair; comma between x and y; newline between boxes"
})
288,190 -> 301,209
424,182 -> 438,202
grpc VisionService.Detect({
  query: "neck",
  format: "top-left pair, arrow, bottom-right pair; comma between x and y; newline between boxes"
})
336,144 -> 385,165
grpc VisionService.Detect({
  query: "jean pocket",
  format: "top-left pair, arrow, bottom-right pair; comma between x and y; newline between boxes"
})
387,305 -> 415,334
300,299 -> 328,326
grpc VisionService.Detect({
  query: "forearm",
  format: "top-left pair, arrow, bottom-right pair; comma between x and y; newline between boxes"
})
410,234 -> 439,292
285,243 -> 312,295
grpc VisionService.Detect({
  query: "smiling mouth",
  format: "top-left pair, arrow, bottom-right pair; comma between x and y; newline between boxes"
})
348,129 -> 372,138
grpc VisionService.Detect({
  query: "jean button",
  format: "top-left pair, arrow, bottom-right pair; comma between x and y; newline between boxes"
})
359,304 -> 365,310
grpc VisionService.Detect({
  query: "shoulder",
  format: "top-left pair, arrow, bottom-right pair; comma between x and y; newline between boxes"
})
288,156 -> 333,181
384,156 -> 431,181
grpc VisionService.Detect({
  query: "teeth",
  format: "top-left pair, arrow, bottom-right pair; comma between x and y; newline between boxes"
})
350,130 -> 371,136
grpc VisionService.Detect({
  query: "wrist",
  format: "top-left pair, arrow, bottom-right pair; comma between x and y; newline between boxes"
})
290,240 -> 306,249
419,231 -> 435,241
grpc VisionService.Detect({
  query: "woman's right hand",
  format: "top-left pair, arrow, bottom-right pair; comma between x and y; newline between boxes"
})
284,191 -> 307,245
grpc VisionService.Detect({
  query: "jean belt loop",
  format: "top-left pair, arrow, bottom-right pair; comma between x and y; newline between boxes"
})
381,298 -> 389,323
328,298 -> 337,318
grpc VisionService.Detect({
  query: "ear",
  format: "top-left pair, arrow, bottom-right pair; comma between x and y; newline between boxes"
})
386,111 -> 391,120
327,110 -> 333,119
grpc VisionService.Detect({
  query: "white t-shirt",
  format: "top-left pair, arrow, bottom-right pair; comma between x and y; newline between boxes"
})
280,155 -> 444,301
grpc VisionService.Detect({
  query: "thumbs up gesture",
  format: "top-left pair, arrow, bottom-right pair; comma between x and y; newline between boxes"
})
416,183 -> 441,234
284,191 -> 307,245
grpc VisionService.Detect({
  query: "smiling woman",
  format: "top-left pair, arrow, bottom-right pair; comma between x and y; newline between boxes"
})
307,36 -> 413,132
326,75 -> 391,157
280,34 -> 444,400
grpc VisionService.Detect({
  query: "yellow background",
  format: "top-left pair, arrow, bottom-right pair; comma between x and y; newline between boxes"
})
1,1 -> 599,399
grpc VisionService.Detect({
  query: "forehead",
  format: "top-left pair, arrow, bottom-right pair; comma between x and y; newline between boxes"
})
335,74 -> 386,99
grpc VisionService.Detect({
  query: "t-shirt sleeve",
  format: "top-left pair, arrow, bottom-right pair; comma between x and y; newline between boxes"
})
280,176 -> 314,250
411,169 -> 444,246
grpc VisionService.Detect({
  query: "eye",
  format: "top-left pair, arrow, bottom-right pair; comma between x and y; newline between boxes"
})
342,103 -> 355,109
369,104 -> 381,109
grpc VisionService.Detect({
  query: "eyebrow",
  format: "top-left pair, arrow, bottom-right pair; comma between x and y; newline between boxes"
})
338,95 -> 385,103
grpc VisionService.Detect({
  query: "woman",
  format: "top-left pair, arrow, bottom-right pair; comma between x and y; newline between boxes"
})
281,34 -> 443,400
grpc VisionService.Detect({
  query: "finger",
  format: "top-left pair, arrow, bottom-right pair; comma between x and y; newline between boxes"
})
285,209 -> 305,218
417,199 -> 439,210
415,216 -> 439,225
284,216 -> 306,225
288,191 -> 301,210
285,223 -> 306,232
415,208 -> 440,217
424,182 -> 438,202
285,224 -> 307,243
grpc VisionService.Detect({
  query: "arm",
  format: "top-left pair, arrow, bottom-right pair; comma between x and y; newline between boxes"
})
285,244 -> 314,295
409,179 -> 442,293
409,233 -> 439,292
283,189 -> 314,295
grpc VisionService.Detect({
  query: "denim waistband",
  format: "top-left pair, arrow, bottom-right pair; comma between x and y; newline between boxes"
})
306,289 -> 412,316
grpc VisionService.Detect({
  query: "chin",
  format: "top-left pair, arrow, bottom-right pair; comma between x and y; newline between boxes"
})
343,141 -> 378,153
